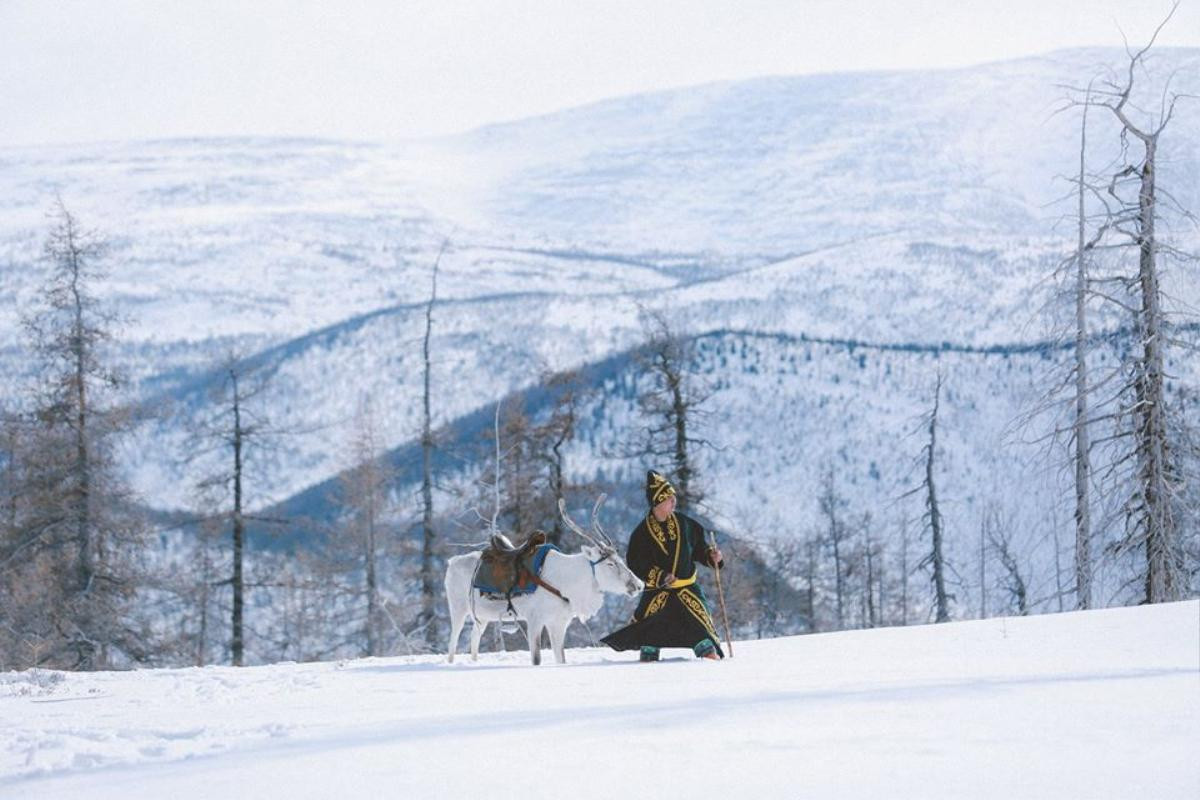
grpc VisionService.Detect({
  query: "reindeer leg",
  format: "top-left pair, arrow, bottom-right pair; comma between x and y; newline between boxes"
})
528,616 -> 542,666
469,615 -> 486,661
447,609 -> 465,664
549,617 -> 568,664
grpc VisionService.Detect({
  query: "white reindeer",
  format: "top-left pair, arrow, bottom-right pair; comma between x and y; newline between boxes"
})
445,496 -> 643,665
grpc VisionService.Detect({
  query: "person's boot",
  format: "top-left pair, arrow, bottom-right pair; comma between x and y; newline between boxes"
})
639,646 -> 660,663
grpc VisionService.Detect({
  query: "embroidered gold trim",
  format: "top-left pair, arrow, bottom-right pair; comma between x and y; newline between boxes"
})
679,588 -> 719,642
646,512 -> 682,574
643,591 -> 669,618
646,566 -> 663,587
648,472 -> 676,504
646,514 -> 669,555
668,515 -> 681,575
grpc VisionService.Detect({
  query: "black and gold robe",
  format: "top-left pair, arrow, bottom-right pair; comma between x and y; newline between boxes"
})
601,510 -> 725,657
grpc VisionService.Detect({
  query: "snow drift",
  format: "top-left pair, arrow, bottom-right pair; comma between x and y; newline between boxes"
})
3,600 -> 1196,799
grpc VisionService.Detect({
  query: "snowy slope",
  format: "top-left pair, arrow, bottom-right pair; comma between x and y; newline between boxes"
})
3,600 -> 1197,799
2,48 -> 1196,353
448,47 -> 1200,253
1,47 -> 1198,552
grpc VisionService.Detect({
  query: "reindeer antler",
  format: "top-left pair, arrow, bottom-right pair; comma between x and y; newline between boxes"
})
558,498 -> 601,548
590,493 -> 615,547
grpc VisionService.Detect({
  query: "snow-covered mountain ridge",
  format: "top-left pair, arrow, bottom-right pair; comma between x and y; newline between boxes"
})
1,48 -> 1197,564
198,323 -> 1195,625
3,47 -> 1195,350
3,600 -> 1197,799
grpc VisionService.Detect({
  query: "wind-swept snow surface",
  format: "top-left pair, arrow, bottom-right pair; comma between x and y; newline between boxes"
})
3,601 -> 1197,799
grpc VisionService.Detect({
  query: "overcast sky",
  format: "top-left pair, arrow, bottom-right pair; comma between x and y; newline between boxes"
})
1,0 -> 1197,147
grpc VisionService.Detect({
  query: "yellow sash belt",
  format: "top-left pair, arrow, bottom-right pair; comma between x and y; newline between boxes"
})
667,572 -> 697,589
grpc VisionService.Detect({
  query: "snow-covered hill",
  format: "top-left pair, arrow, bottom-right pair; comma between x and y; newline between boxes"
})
3,600 -> 1197,799
3,48 -> 1196,358
1,47 -> 1198,582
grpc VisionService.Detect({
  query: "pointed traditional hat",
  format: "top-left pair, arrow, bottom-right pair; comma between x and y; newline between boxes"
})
645,470 -> 676,506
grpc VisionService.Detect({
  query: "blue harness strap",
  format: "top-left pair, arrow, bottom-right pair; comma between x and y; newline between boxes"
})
529,542 -> 558,576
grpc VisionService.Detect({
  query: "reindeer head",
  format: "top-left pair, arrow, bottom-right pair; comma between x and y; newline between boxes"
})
558,495 -> 643,597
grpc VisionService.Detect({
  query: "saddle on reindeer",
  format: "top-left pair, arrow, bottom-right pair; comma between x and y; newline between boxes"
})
472,529 -> 567,609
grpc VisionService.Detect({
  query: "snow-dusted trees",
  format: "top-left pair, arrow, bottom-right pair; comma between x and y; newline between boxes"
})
474,370 -> 593,548
818,466 -> 850,628
181,510 -> 226,666
490,400 -> 548,539
0,410 -> 22,538
631,309 -> 713,509
0,203 -> 149,670
1046,8 -> 1196,605
704,534 -> 807,640
0,410 -> 51,669
748,536 -> 809,637
853,513 -> 882,628
337,399 -> 396,657
786,466 -> 909,633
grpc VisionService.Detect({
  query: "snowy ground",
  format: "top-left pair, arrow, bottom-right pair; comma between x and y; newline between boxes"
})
2,601 -> 1197,799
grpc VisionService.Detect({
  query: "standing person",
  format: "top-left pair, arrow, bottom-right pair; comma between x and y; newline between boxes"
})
601,470 -> 725,661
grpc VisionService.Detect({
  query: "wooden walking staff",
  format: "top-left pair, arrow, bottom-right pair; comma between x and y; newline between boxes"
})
708,529 -> 733,657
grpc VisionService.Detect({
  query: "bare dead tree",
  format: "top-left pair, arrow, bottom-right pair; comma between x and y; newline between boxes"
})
861,513 -> 878,628
1071,85 -> 1097,609
1051,518 -> 1066,613
917,372 -> 952,623
1024,91 -> 1108,613
537,369 -> 590,546
875,527 -> 889,627
1170,387 -> 1200,595
818,465 -> 848,629
985,506 -> 1029,616
476,397 -> 551,543
978,514 -> 988,619
1028,8 -> 1197,611
417,239 -> 448,648
1100,17 -> 1189,603
490,400 -> 502,533
0,409 -> 25,551
898,515 -> 910,626
472,370 -> 596,549
187,353 -> 284,666
338,397 -> 396,657
758,535 -> 807,636
148,496 -> 228,668
631,309 -> 714,509
803,534 -> 820,632
1067,7 -> 1196,604
192,507 -> 224,666
500,401 -> 542,538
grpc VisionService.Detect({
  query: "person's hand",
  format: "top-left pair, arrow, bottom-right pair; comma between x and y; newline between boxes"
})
659,572 -> 676,587
709,547 -> 723,565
